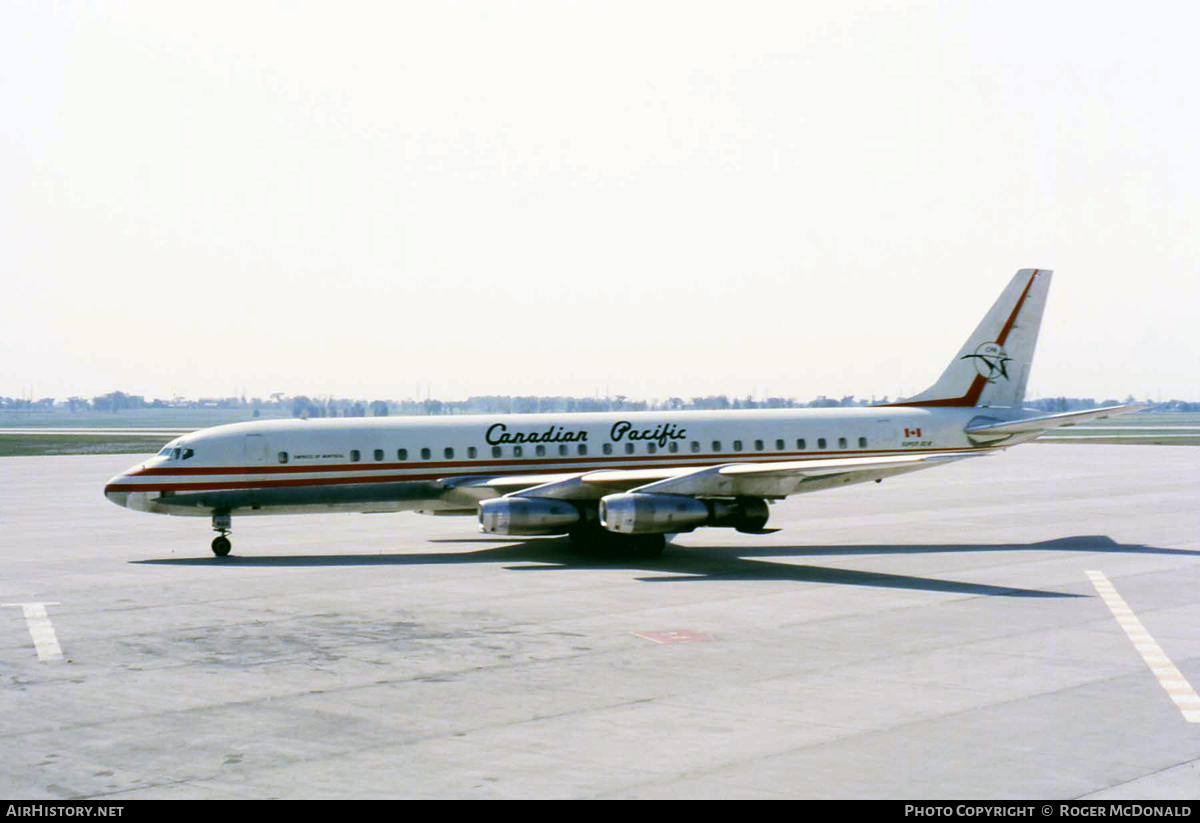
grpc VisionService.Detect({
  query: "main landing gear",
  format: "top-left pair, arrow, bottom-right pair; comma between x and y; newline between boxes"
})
211,511 -> 232,557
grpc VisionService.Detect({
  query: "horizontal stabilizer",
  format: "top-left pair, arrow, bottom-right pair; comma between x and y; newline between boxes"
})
964,404 -> 1144,436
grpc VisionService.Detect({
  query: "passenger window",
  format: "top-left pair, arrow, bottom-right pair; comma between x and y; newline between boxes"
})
536,445 -> 546,457
775,439 -> 784,451
350,450 -> 361,462
513,445 -> 523,457
578,444 -> 588,456
754,440 -> 764,451
420,448 -> 431,460
492,446 -> 502,458
468,446 -> 477,458
558,444 -> 568,456
444,447 -> 454,459
818,438 -> 827,450
397,448 -> 408,461
625,443 -> 635,454
668,442 -> 678,453
712,441 -> 722,452
278,451 -> 289,464
797,438 -> 807,450
647,443 -> 657,454
732,440 -> 743,452
858,437 -> 867,448
374,449 -> 384,461
691,441 -> 701,453
838,438 -> 848,449
603,443 -> 613,455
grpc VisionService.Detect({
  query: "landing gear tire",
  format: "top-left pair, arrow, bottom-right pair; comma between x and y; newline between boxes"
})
211,535 -> 232,557
211,511 -> 233,557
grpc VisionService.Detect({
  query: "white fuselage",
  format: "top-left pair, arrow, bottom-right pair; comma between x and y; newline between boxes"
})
103,405 -> 1020,518
101,268 -> 1091,556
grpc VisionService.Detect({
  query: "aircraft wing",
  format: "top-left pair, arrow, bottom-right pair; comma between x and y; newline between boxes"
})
444,452 -> 984,502
628,453 -> 983,498
439,466 -> 711,501
965,404 -> 1144,437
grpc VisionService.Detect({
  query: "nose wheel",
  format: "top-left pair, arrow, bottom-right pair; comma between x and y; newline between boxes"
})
211,511 -> 232,557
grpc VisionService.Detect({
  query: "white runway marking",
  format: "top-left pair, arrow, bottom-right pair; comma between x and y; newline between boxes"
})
2,602 -> 63,661
631,630 -> 712,644
1087,571 -> 1200,723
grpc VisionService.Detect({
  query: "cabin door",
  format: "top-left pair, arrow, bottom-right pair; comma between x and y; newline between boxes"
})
873,419 -> 899,450
243,434 -> 269,465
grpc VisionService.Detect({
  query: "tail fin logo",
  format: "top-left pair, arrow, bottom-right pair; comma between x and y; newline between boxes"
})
961,342 -> 1012,383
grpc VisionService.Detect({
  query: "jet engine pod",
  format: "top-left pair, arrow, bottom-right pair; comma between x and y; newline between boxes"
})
478,497 -> 582,535
600,493 -> 772,534
599,493 -> 711,534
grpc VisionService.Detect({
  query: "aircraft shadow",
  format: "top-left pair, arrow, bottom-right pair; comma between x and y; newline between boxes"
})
130,534 -> 1189,599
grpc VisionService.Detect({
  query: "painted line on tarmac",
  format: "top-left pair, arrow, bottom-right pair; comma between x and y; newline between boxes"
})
1086,571 -> 1200,723
632,630 -> 711,644
2,602 -> 63,661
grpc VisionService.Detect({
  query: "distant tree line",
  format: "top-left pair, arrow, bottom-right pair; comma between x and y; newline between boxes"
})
5,392 -> 1200,416
1024,396 -> 1200,412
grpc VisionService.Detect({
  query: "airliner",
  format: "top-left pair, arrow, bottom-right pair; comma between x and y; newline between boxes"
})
104,269 -> 1135,557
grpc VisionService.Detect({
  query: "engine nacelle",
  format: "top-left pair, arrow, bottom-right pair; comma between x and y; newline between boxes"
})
599,493 -> 711,534
478,497 -> 582,535
600,493 -> 771,535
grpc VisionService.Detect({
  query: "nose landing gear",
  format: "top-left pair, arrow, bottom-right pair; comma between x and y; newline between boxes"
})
211,511 -> 232,557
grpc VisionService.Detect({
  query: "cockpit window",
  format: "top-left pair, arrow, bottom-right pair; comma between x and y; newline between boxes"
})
158,447 -> 194,460
181,448 -> 194,460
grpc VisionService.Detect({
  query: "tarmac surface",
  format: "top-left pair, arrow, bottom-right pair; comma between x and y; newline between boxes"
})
2,445 -> 1198,799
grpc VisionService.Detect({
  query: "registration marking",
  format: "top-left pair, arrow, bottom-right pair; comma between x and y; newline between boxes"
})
2,602 -> 63,662
1086,571 -> 1200,722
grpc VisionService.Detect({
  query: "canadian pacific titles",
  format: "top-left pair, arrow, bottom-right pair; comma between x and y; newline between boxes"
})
484,421 -> 688,448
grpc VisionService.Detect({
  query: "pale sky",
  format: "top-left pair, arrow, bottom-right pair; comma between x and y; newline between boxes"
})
3,1 -> 1198,403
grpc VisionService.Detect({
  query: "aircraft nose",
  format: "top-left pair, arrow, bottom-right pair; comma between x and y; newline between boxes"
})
104,473 -> 131,508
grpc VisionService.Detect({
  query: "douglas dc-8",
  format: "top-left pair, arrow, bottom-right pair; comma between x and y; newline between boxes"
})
105,269 -> 1136,557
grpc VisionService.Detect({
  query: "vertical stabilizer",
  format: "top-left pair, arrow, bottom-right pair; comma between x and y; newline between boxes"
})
888,268 -> 1052,408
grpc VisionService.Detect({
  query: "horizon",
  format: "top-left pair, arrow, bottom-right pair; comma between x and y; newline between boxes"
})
0,389 -> 1185,410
